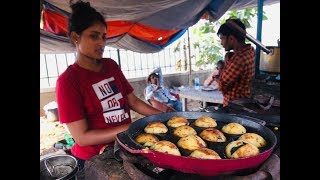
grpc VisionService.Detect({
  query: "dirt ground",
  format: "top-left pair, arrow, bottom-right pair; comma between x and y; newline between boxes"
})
40,116 -> 67,156
40,100 -> 201,156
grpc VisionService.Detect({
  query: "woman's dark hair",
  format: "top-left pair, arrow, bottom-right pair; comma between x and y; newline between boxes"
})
217,60 -> 225,66
216,60 -> 225,72
68,0 -> 106,37
146,73 -> 159,84
217,18 -> 246,43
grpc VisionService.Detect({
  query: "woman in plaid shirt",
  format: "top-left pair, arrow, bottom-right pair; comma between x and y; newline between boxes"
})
216,19 -> 255,107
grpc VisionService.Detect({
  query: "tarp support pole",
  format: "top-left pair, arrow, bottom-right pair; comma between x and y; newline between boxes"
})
40,0 -> 44,22
44,55 -> 51,87
254,0 -> 264,79
187,28 -> 192,87
117,49 -> 121,69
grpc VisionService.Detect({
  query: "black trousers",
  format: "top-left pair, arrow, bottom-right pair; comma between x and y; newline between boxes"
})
205,102 -> 222,107
72,155 -> 86,170
200,101 -> 222,108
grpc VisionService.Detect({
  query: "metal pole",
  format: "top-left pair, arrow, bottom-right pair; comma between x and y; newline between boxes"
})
40,0 -> 44,23
64,54 -> 68,66
44,54 -> 50,87
183,39 -> 187,71
255,0 -> 264,78
187,28 -> 192,87
117,49 -> 121,69
55,54 -> 59,76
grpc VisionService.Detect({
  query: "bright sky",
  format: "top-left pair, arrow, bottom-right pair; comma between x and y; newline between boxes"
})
246,3 -> 280,46
176,2 -> 280,54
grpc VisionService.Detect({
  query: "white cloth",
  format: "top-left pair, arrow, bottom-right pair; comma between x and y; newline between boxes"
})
150,67 -> 164,85
145,84 -> 177,102
145,67 -> 177,102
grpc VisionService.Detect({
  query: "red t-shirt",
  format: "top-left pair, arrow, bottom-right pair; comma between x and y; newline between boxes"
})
56,58 -> 134,160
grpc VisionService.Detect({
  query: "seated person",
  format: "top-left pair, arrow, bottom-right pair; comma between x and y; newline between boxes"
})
145,68 -> 182,112
201,60 -> 225,108
204,60 -> 225,88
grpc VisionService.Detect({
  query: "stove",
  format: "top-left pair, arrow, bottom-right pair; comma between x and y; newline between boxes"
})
81,144 -> 280,180
118,148 -> 264,180
264,73 -> 280,85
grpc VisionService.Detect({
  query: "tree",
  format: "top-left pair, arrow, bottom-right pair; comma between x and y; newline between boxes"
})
192,7 -> 268,69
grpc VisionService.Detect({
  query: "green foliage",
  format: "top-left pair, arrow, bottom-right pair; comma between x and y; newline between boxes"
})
191,7 -> 267,68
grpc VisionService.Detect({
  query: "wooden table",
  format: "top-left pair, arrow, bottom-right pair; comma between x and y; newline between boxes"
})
175,86 -> 223,111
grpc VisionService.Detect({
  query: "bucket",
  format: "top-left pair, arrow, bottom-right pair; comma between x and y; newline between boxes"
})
46,108 -> 59,122
40,154 -> 79,180
43,101 -> 59,122
259,46 -> 280,73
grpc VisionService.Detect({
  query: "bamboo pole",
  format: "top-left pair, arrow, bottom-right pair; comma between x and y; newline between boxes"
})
187,28 -> 192,87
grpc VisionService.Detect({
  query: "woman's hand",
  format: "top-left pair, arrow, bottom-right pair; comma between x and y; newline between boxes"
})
225,51 -> 234,61
65,119 -> 130,146
153,86 -> 161,93
166,106 -> 176,112
211,70 -> 219,80
128,93 -> 163,116
153,77 -> 162,92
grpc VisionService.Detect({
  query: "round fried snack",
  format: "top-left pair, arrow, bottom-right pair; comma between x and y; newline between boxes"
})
173,125 -> 197,138
135,133 -> 159,147
194,116 -> 217,128
199,128 -> 226,142
189,148 -> 221,159
144,122 -> 168,134
150,140 -> 181,156
225,140 -> 259,159
177,135 -> 207,151
167,116 -> 189,128
221,122 -> 246,135
238,133 -> 267,148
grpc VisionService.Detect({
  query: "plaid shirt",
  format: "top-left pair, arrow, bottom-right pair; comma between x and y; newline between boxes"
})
218,45 -> 255,106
